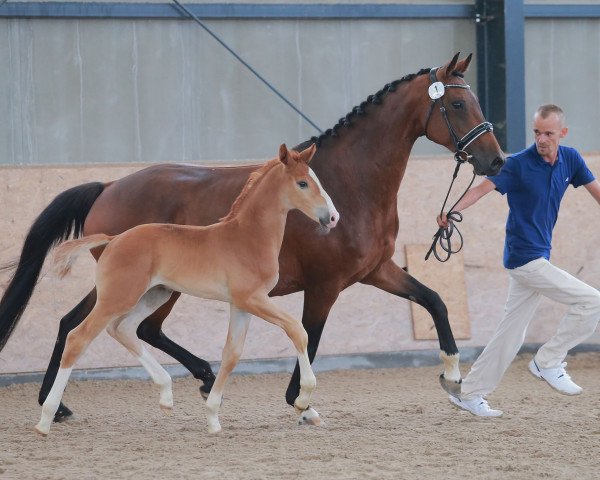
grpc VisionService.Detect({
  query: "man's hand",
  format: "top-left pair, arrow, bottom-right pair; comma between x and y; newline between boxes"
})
437,213 -> 450,229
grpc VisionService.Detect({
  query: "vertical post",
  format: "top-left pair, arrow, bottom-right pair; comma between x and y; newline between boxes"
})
475,0 -> 526,153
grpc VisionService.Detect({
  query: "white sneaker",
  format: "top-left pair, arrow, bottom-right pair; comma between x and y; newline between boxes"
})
528,358 -> 583,395
449,395 -> 503,417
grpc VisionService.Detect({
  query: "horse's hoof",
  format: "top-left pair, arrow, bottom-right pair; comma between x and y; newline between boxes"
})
207,421 -> 222,434
297,407 -> 324,426
34,423 -> 49,437
160,404 -> 173,415
199,383 -> 212,400
53,403 -> 73,423
439,373 -> 462,397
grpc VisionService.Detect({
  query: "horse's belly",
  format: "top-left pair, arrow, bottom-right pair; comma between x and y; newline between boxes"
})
152,275 -> 231,303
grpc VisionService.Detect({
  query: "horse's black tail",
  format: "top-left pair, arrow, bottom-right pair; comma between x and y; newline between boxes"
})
0,181 -> 105,351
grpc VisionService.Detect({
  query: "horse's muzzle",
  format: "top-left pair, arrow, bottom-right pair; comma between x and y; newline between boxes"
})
472,154 -> 505,176
319,210 -> 339,229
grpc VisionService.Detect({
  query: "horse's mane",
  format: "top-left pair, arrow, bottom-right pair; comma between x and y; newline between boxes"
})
220,157 -> 281,222
294,67 -> 432,151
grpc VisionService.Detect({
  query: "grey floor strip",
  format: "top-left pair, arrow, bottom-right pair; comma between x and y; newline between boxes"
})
1,343 -> 599,387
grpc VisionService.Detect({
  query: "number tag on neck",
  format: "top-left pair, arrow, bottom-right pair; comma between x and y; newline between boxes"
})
428,82 -> 445,100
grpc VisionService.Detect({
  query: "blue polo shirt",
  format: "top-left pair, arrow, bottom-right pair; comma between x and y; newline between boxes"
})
488,144 -> 595,269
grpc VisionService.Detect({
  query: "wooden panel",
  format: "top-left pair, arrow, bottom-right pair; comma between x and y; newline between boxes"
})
405,244 -> 471,340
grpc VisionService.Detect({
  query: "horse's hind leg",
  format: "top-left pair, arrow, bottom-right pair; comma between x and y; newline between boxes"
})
35,302 -> 120,436
361,259 -> 462,393
38,289 -> 97,422
205,304 -> 251,434
135,292 -> 216,397
107,287 -> 174,412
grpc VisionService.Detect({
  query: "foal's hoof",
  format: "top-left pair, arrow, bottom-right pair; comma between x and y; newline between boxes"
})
160,404 -> 173,415
34,423 -> 50,437
53,403 -> 73,423
297,407 -> 324,427
439,373 -> 462,397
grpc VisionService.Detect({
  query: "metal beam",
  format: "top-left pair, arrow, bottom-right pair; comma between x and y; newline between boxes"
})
504,0 -> 526,153
0,2 -> 474,19
524,4 -> 600,18
476,0 -> 526,153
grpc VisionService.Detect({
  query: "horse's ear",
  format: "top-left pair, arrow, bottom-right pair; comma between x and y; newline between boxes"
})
445,52 -> 460,76
278,143 -> 289,165
300,143 -> 317,164
455,53 -> 473,74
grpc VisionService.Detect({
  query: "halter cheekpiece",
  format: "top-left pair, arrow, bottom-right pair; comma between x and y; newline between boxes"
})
424,67 -> 493,164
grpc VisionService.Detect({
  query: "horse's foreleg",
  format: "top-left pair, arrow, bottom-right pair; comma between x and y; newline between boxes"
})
38,289 -> 97,422
241,295 -> 317,423
284,287 -> 339,425
107,287 -> 174,413
136,292 -> 216,397
36,304 -> 117,436
361,259 -> 461,392
205,305 -> 251,434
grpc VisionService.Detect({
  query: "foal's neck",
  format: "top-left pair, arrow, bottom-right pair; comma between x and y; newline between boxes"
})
227,164 -> 290,245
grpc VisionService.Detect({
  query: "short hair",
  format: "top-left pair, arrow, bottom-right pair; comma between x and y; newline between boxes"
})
535,104 -> 566,126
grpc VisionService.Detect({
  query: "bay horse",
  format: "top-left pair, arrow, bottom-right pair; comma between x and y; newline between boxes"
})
35,144 -> 339,436
0,53 -> 505,423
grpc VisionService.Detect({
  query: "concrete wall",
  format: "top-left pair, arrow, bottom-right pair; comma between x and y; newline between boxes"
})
1,155 -> 599,375
0,11 -> 475,165
525,17 -> 600,153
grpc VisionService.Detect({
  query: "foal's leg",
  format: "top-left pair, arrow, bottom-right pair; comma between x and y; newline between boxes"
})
361,259 -> 461,394
285,286 -> 340,425
135,292 -> 216,397
107,287 -> 174,412
204,305 -> 251,433
35,302 -> 121,436
38,290 -> 96,422
240,295 -> 316,419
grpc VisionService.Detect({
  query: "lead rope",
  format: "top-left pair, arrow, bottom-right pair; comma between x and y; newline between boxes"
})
425,160 -> 476,262
171,0 -> 323,134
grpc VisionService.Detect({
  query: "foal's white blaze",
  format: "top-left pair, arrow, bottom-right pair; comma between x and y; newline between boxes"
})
309,168 -> 339,228
35,367 -> 73,436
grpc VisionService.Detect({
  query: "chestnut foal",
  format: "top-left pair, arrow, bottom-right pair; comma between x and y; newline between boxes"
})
35,144 -> 339,436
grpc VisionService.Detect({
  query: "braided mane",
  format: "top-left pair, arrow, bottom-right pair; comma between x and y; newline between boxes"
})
295,67 -> 431,151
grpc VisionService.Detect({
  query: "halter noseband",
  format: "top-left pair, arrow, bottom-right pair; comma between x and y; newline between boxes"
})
424,67 -> 493,163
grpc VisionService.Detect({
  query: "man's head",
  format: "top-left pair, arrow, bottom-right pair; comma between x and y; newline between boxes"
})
533,104 -> 568,164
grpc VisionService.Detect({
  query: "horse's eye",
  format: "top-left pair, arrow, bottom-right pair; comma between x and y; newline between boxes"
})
297,180 -> 308,189
452,101 -> 464,110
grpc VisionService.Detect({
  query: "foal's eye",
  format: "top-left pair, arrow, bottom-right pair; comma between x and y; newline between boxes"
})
451,101 -> 464,110
297,180 -> 309,189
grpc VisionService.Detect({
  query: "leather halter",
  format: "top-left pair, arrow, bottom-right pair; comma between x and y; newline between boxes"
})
424,67 -> 494,164
424,67 -> 494,262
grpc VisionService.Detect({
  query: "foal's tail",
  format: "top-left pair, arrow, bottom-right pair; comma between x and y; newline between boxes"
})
0,182 -> 105,352
53,234 -> 113,279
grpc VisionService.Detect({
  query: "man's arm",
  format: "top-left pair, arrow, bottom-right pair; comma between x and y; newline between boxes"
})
437,178 -> 497,228
584,180 -> 600,205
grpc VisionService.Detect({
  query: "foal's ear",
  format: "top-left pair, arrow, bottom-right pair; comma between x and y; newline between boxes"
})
278,143 -> 289,165
445,52 -> 460,76
455,53 -> 473,74
300,143 -> 317,164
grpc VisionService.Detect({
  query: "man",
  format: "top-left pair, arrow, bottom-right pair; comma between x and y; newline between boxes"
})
437,104 -> 600,417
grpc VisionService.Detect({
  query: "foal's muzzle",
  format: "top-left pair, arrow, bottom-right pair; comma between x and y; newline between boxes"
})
318,208 -> 339,229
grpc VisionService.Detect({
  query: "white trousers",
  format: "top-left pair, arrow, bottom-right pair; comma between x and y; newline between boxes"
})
461,257 -> 600,400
